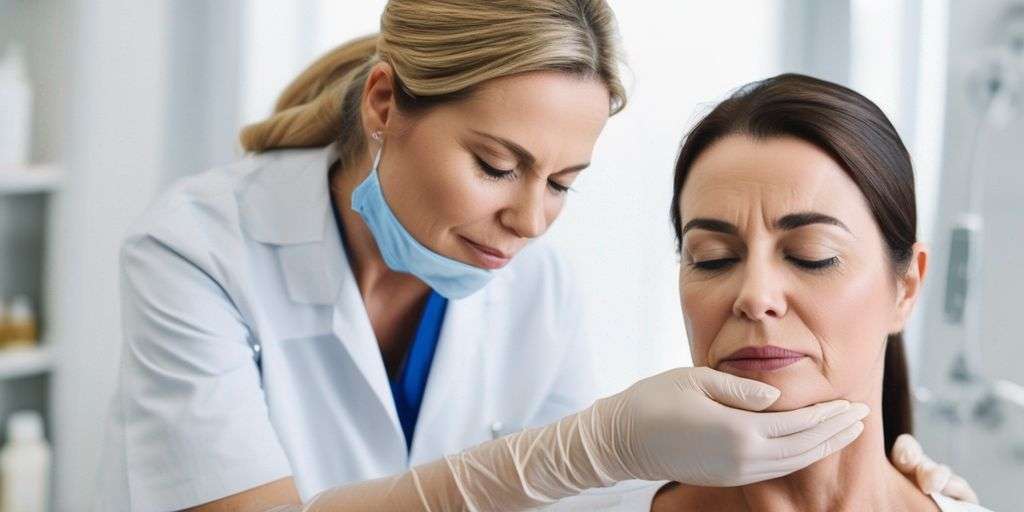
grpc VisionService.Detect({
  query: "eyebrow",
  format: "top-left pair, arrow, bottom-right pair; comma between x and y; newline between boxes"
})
470,130 -> 590,175
680,211 -> 851,237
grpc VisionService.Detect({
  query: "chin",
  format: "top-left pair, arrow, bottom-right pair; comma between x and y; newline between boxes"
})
717,359 -> 836,412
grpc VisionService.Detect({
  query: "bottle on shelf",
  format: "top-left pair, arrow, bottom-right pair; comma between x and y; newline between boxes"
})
0,410 -> 51,512
0,43 -> 33,168
0,298 -> 7,347
2,295 -> 37,350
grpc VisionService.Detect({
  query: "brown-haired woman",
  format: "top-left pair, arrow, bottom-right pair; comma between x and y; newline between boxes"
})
656,73 -> 988,511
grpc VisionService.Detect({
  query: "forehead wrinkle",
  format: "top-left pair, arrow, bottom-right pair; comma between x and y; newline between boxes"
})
691,138 -> 843,209
681,182 -> 752,232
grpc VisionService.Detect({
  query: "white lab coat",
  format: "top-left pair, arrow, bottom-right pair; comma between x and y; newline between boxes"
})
94,143 -> 661,511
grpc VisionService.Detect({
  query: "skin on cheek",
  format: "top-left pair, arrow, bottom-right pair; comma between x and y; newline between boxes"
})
802,268 -> 895,403
379,139 -> 457,246
679,273 -> 727,368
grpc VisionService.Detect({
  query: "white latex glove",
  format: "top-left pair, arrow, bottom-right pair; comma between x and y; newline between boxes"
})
891,433 -> 979,504
571,366 -> 869,486
289,366 -> 868,512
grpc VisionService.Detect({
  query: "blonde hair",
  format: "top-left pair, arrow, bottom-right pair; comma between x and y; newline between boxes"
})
239,0 -> 627,168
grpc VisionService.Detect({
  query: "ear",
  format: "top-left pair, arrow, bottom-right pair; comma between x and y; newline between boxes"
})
891,242 -> 929,333
361,62 -> 396,137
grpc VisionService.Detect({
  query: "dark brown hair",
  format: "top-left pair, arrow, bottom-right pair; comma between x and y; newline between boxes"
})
670,73 -> 915,455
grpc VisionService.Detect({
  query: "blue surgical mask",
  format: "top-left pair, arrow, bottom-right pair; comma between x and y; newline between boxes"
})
351,145 -> 495,299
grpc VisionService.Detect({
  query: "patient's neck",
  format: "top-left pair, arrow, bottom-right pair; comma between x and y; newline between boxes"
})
740,411 -> 898,511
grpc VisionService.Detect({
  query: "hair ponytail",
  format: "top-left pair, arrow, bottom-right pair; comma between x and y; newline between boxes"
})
239,34 -> 379,155
882,333 -> 913,455
240,1 -> 627,167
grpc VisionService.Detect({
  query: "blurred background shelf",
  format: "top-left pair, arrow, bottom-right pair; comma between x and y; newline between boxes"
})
0,346 -> 53,380
0,164 -> 62,194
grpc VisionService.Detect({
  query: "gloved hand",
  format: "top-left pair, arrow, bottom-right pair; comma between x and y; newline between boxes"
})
298,366 -> 869,511
891,433 -> 979,504
444,366 -> 867,510
574,366 -> 869,486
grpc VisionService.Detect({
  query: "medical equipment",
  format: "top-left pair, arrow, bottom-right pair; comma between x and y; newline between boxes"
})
920,4 -> 1024,465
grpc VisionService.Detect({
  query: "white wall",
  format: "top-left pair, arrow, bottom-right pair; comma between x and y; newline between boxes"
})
48,1 -> 170,509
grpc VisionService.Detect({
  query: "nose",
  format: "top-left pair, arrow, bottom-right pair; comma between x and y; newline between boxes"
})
500,186 -> 548,239
732,259 -> 788,321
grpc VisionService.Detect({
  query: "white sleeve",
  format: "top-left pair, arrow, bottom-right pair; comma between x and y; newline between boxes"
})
111,215 -> 292,511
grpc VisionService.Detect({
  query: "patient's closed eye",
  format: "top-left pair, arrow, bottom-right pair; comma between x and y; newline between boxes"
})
786,256 -> 839,270
691,255 -> 839,272
693,257 -> 739,270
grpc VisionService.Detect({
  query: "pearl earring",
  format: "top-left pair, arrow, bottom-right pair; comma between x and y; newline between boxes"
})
370,130 -> 383,141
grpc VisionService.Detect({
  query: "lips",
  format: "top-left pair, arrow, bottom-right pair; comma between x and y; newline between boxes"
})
719,345 -> 807,371
463,238 -> 510,259
460,236 -> 513,269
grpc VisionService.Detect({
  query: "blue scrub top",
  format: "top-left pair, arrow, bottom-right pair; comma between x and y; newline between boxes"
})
391,290 -> 447,449
330,191 -> 447,450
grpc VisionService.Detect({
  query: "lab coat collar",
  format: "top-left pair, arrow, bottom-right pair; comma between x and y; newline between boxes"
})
239,143 -> 342,305
239,143 -> 338,247
240,143 -> 406,441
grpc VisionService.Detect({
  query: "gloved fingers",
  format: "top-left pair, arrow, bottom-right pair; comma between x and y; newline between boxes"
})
915,459 -> 952,495
891,434 -> 978,503
941,474 -> 980,504
890,433 -> 924,473
762,404 -> 868,459
771,420 -> 865,473
756,400 -> 855,439
689,367 -> 781,411
735,421 -> 864,484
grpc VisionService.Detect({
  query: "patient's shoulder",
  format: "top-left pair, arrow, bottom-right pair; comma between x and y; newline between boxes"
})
930,493 -> 995,512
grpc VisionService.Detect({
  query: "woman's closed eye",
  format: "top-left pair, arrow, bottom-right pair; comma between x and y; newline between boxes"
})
474,154 -> 573,194
786,255 -> 839,270
474,154 -> 516,180
692,257 -> 739,271
689,255 -> 840,272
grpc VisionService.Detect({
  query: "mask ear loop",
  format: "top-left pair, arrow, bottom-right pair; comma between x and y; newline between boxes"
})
369,130 -> 384,171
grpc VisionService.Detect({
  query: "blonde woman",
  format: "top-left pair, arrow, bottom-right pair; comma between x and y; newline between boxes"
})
95,2 -> 970,511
